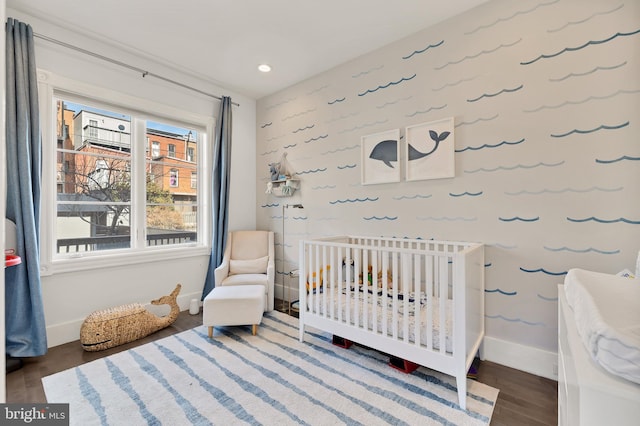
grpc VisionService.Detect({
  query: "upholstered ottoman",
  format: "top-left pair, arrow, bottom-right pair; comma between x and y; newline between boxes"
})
203,285 -> 265,337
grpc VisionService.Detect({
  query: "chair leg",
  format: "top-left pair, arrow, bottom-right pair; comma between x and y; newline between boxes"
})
252,324 -> 257,336
208,326 -> 213,338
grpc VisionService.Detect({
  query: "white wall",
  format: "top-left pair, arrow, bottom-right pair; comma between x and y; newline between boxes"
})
256,0 -> 640,379
7,8 -> 257,347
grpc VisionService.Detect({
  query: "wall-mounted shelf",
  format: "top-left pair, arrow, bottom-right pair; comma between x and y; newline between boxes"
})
269,178 -> 300,197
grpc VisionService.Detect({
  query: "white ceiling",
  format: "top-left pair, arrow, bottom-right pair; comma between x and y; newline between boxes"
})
9,0 -> 489,100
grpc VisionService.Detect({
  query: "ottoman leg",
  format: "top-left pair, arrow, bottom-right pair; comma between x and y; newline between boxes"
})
208,326 -> 213,338
252,324 -> 258,336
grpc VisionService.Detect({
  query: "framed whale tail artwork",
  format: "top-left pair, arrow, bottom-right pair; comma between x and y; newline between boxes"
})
405,117 -> 455,181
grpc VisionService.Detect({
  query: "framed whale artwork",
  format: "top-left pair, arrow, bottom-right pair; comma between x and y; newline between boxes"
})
361,128 -> 401,185
405,117 -> 455,181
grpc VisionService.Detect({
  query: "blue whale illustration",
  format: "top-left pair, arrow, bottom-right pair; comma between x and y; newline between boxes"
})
369,139 -> 398,167
370,130 -> 451,168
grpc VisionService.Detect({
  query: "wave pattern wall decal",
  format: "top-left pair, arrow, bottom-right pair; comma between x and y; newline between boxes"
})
524,89 -> 639,112
567,217 -> 640,225
549,61 -> 627,82
321,145 -> 360,155
297,168 -> 328,175
336,164 -> 357,170
337,120 -> 389,134
402,40 -> 445,59
551,121 -> 629,137
596,155 -> 640,164
433,75 -> 479,91
282,109 -> 317,121
406,104 -> 447,117
304,134 -> 329,144
376,96 -> 413,109
467,84 -> 524,102
547,4 -> 625,33
537,294 -> 559,302
330,197 -> 379,204
499,216 -> 540,222
543,246 -> 620,255
465,0 -> 559,35
328,98 -> 346,105
465,161 -> 564,174
393,194 -> 432,200
521,29 -> 640,65
486,288 -> 518,296
363,216 -> 398,221
505,186 -> 623,195
520,267 -> 568,276
292,125 -> 315,133
417,216 -> 478,222
486,314 -> 547,327
352,65 -> 384,79
457,139 -> 524,152
357,74 -> 417,96
325,112 -> 360,123
449,191 -> 483,197
456,114 -> 499,127
435,39 -> 522,70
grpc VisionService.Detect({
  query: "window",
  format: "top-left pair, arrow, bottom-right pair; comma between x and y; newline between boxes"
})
88,119 -> 98,139
169,169 -> 179,187
168,144 -> 176,158
191,172 -> 197,189
40,74 -> 212,273
187,147 -> 194,162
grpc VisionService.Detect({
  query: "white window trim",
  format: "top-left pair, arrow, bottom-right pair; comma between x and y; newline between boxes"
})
37,69 -> 213,276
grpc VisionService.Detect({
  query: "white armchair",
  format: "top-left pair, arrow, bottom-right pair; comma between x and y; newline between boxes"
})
214,230 -> 275,311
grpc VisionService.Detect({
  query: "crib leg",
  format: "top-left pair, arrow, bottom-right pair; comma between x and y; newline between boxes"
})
456,374 -> 467,410
299,322 -> 305,342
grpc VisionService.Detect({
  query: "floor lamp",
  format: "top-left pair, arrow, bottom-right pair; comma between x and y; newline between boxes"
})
282,203 -> 304,314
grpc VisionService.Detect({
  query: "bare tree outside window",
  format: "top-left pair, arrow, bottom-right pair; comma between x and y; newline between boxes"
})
55,99 -> 199,255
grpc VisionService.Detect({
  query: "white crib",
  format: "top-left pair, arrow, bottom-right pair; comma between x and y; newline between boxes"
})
298,235 -> 485,409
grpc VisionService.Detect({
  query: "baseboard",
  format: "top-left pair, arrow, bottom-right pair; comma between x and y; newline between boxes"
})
275,283 -> 300,304
482,335 -> 558,381
45,293 -> 201,348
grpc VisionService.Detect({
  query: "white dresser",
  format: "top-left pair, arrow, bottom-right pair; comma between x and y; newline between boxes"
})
558,286 -> 640,425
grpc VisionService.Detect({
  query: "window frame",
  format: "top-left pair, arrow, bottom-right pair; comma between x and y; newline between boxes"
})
169,168 -> 179,187
38,70 -> 213,276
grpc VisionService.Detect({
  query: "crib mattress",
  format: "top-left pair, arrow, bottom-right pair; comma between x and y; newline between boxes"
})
564,268 -> 640,385
305,286 -> 453,353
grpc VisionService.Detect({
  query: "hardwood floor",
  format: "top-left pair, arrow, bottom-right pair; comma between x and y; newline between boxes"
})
6,309 -> 558,425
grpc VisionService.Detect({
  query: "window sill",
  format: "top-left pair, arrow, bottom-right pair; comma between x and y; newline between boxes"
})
41,245 -> 211,276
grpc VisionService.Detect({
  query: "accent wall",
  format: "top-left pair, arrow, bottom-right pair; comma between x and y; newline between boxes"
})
256,0 -> 640,376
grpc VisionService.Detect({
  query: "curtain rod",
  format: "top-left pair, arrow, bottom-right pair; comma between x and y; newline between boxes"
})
33,32 -> 239,107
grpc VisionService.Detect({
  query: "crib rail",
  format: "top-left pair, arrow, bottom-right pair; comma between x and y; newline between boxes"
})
299,236 -> 481,356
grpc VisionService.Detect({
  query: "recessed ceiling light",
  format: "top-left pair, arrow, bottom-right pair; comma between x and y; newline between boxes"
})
258,64 -> 272,73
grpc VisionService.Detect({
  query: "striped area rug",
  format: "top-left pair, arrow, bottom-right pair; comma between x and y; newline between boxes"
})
43,311 -> 498,425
